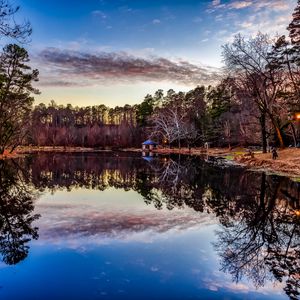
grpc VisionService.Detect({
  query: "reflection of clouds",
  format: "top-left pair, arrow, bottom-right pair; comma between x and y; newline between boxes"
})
202,274 -> 284,295
34,203 -> 216,248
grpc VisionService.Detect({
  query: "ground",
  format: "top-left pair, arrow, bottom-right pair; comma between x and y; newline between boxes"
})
235,148 -> 300,178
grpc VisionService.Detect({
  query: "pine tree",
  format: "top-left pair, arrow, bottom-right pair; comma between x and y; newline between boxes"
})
0,44 -> 39,154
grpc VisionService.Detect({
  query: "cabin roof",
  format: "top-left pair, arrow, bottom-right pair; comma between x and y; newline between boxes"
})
142,139 -> 158,145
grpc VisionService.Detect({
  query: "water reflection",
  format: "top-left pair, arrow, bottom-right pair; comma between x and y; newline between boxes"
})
0,160 -> 39,265
2,152 -> 300,299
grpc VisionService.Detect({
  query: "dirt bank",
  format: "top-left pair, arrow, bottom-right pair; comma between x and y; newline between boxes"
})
235,148 -> 300,177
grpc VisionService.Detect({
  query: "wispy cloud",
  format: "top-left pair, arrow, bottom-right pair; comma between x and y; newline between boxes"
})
212,0 -> 221,6
228,1 -> 253,10
207,0 -> 295,42
91,10 -> 107,19
36,48 -> 220,87
210,0 -> 291,11
152,19 -> 161,25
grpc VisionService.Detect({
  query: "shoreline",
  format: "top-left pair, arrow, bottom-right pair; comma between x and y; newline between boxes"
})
1,146 -> 300,179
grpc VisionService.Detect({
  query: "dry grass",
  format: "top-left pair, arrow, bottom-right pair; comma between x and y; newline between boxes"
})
235,148 -> 300,177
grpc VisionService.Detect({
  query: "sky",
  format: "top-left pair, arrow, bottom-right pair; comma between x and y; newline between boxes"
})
10,0 -> 297,107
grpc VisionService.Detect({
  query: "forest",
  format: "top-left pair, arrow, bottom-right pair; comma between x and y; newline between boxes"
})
0,1 -> 300,153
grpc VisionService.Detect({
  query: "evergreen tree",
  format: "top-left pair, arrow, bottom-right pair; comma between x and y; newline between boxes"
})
0,44 -> 39,154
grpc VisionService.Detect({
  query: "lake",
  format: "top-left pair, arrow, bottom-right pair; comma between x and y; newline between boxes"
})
0,152 -> 299,300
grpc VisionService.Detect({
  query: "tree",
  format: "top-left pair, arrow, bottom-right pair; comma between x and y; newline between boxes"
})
222,33 -> 286,151
267,35 -> 300,145
0,0 -> 31,42
0,44 -> 39,154
136,94 -> 157,126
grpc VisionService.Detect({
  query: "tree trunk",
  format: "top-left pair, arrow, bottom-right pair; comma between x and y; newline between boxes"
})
260,113 -> 267,153
275,126 -> 284,148
269,115 -> 285,149
290,122 -> 297,147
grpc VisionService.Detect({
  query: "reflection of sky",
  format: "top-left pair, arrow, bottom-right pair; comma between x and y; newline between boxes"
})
0,187 -> 286,300
34,188 -> 216,246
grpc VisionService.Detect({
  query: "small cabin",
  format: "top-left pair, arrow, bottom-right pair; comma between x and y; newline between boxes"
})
142,139 -> 158,151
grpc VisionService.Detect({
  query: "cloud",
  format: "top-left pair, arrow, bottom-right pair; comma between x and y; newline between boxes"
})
91,10 -> 107,19
208,0 -> 292,12
36,48 -> 220,87
212,0 -> 221,6
152,19 -> 161,24
207,0 -> 295,42
228,1 -> 253,9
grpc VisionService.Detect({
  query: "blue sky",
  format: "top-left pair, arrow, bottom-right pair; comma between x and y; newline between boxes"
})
12,0 -> 297,107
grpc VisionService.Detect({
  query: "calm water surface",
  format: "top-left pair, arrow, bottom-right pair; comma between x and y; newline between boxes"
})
0,152 -> 299,300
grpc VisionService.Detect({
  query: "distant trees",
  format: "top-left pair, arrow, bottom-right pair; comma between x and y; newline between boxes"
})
29,102 -> 139,148
0,44 -> 39,154
149,88 -> 204,148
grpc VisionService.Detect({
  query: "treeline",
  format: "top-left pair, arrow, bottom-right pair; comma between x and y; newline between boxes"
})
26,84 -> 260,149
29,102 -> 141,148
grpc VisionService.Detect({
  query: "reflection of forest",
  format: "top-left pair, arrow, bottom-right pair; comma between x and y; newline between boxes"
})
3,153 -> 300,299
0,160 -> 39,265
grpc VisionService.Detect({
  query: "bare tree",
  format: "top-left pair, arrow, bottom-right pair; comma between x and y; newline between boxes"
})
222,33 -> 286,151
0,0 -> 32,42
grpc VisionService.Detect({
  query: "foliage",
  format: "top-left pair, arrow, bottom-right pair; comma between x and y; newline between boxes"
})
0,44 -> 39,154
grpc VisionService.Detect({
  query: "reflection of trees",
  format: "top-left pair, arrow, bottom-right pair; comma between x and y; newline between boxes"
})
136,156 -> 300,300
212,173 -> 300,300
0,160 -> 39,265
25,152 -> 300,298
29,152 -> 149,192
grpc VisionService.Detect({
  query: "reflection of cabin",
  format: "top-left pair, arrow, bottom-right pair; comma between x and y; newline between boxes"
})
142,140 -> 158,151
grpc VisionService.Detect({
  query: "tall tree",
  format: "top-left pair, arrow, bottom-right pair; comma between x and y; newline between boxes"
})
222,33 -> 285,151
0,44 -> 39,154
